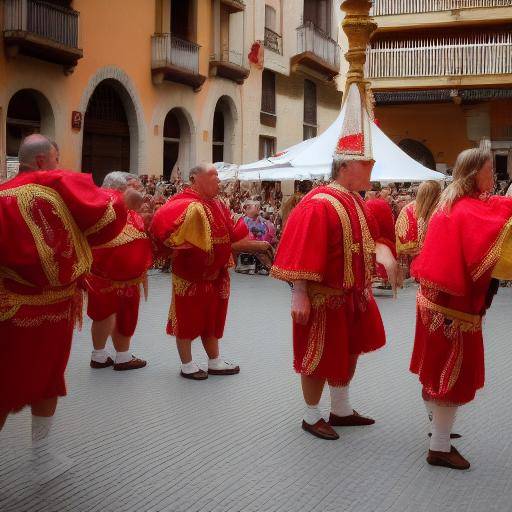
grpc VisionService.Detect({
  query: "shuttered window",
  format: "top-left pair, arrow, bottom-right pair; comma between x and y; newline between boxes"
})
303,79 -> 317,140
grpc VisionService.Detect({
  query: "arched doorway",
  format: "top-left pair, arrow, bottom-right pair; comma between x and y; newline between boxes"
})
212,96 -> 236,163
81,80 -> 131,185
163,108 -> 192,180
6,89 -> 54,159
398,138 -> 436,170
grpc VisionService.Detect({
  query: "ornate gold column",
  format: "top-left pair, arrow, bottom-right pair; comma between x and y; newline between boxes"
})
340,0 -> 377,112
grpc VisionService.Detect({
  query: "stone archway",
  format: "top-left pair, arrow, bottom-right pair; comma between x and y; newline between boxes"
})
6,89 -> 55,158
163,107 -> 193,180
398,138 -> 436,170
211,95 -> 237,164
79,66 -> 146,176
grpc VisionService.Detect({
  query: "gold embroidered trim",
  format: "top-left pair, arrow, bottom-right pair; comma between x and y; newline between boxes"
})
472,217 -> 512,281
417,293 -> 481,330
84,199 -> 116,237
88,273 -> 147,294
0,184 -> 93,286
327,182 -> 351,195
94,223 -> 147,249
352,198 -> 376,285
301,306 -> 326,375
311,193 -> 355,287
270,267 -> 322,283
395,206 -> 410,240
172,274 -> 192,296
166,202 -> 213,253
0,281 -> 79,322
0,266 -> 34,287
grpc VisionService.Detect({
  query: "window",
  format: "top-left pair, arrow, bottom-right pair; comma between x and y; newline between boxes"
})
303,0 -> 331,35
303,79 -> 317,140
261,69 -> 276,127
259,136 -> 276,159
265,5 -> 276,31
212,109 -> 225,163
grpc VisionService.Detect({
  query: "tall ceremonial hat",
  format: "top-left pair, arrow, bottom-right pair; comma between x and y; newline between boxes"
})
333,82 -> 374,163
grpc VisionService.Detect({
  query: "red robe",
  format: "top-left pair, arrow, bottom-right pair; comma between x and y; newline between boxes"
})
365,198 -> 396,281
271,183 -> 386,386
150,189 -> 248,340
0,170 -> 126,412
85,209 -> 153,337
410,195 -> 512,405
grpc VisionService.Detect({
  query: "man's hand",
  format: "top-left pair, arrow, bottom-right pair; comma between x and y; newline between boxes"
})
375,242 -> 403,298
291,281 -> 311,325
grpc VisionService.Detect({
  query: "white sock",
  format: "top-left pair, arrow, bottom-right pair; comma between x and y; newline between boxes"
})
329,385 -> 353,417
181,361 -> 200,374
115,351 -> 132,364
430,404 -> 458,453
303,404 -> 323,426
91,349 -> 109,363
32,415 -> 53,445
424,400 -> 433,422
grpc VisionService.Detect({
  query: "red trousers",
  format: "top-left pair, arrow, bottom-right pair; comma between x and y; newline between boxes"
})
0,300 -> 75,413
293,285 -> 385,386
87,285 -> 141,337
168,271 -> 230,340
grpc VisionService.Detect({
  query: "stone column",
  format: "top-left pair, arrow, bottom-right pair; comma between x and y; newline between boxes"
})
340,0 -> 377,113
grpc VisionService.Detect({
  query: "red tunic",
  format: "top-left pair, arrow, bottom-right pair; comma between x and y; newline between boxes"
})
0,170 -> 127,412
410,195 -> 512,405
150,189 -> 248,340
365,198 -> 397,281
86,210 -> 153,337
271,183 -> 386,385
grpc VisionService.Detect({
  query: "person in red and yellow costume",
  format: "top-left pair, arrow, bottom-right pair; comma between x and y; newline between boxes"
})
271,84 -> 401,440
365,192 -> 397,287
85,172 -> 153,371
150,163 -> 273,380
395,180 -> 441,261
0,135 -> 126,458
410,145 -> 512,470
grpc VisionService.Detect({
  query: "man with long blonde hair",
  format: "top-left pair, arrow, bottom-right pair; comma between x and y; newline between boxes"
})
410,145 -> 512,470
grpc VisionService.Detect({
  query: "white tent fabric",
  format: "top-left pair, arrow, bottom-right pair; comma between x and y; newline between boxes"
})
218,102 -> 447,183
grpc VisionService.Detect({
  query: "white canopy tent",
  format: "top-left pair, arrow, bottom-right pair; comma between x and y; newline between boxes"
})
217,101 -> 447,183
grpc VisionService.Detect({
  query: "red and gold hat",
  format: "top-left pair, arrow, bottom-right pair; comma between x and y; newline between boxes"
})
334,83 -> 374,162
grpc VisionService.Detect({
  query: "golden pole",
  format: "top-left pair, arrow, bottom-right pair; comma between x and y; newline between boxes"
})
340,0 -> 377,114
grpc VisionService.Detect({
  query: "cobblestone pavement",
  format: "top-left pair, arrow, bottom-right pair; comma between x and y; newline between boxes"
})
2,272 -> 512,512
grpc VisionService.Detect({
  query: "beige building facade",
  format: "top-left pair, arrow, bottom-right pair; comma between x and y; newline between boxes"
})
1,0 -> 343,184
364,0 -> 512,177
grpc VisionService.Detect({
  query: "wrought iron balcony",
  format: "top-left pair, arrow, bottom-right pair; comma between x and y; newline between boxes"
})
292,21 -> 340,82
367,33 -> 512,82
371,0 -> 512,16
151,33 -> 206,91
3,0 -> 82,72
209,49 -> 249,84
264,27 -> 282,55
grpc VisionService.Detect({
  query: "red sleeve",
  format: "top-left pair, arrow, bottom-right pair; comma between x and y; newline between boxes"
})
271,199 -> 330,282
232,216 -> 249,242
365,199 -> 395,253
50,171 -> 127,247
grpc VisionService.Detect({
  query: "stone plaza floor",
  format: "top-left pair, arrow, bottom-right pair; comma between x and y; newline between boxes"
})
2,272 -> 512,512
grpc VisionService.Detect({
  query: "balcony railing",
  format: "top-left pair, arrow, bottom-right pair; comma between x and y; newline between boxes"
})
3,0 -> 80,48
296,21 -> 340,70
264,27 -> 282,55
367,33 -> 512,79
371,0 -> 512,16
152,33 -> 200,74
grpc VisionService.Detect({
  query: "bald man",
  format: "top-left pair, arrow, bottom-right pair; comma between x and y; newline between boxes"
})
150,163 -> 273,380
0,135 -> 127,475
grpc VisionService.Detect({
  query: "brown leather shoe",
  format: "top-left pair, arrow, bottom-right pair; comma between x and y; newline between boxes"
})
180,369 -> 208,380
329,410 -> 375,427
427,446 -> 470,470
113,356 -> 147,371
208,366 -> 240,376
428,432 -> 462,439
90,357 -> 114,369
302,419 -> 339,440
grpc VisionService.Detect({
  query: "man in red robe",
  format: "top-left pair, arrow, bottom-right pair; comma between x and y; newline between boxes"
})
410,146 -> 512,469
271,84 -> 401,440
0,135 -> 126,454
365,193 -> 397,287
150,163 -> 272,380
85,172 -> 153,371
